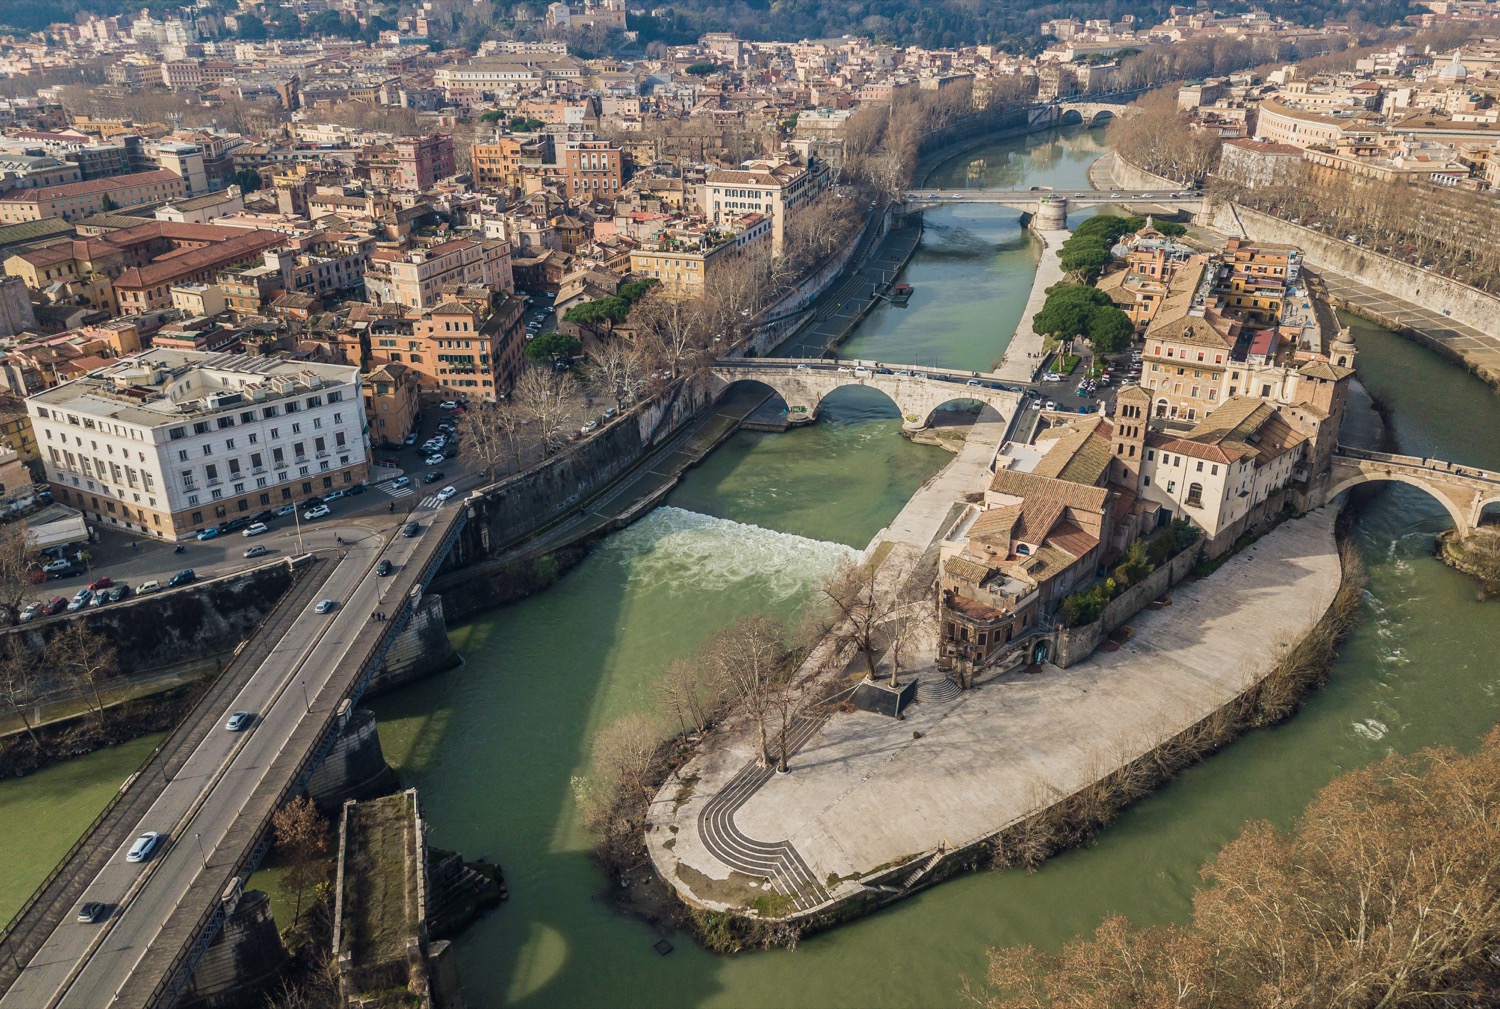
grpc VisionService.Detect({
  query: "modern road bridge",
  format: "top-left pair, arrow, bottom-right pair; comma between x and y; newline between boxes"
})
902,188 -> 1205,214
713,358 -> 1022,430
1324,445 -> 1500,532
0,498 -> 470,1009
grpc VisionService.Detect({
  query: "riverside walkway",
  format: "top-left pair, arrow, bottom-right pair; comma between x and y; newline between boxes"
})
996,225 -> 1071,383
650,509 -> 1342,918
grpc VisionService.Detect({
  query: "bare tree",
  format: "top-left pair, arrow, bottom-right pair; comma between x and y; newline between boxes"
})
51,621 -> 117,725
658,657 -> 724,736
586,339 -> 648,412
590,710 -> 662,807
272,795 -> 329,930
0,636 -> 42,746
631,293 -> 710,380
509,364 -> 574,454
820,557 -> 912,683
699,614 -> 791,769
0,525 -> 39,625
455,402 -> 512,482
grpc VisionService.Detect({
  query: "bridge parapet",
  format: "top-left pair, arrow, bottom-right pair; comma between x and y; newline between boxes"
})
1325,446 -> 1500,532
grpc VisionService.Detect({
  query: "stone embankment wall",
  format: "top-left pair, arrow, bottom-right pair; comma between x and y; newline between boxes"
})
1208,201 -> 1500,352
1053,545 -> 1201,667
179,890 -> 289,1009
1096,150 -> 1181,191
2,562 -> 293,674
307,707 -> 397,811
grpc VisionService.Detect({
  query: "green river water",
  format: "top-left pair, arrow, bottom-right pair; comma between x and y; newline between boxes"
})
6,125 -> 1500,1008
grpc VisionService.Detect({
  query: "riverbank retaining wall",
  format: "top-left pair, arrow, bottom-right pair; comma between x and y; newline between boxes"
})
1053,545 -> 1201,668
179,890 -> 289,1009
307,706 -> 398,811
368,594 -> 459,695
2,561 -> 293,675
1208,201 -> 1500,358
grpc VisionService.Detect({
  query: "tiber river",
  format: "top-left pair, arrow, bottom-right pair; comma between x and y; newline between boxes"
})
5,124 -> 1500,1008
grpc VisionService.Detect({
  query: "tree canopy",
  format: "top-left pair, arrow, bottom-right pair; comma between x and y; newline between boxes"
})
1032,283 -> 1134,353
523,331 -> 581,365
978,726 -> 1500,1009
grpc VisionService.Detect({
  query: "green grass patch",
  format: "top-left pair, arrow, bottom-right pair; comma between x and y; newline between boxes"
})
1058,354 -> 1080,375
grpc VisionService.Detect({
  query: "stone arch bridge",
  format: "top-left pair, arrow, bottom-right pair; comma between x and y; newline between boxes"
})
712,359 -> 1022,431
1029,100 -> 1138,129
1324,446 -> 1500,532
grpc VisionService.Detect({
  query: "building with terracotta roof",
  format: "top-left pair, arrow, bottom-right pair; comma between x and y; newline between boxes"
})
0,169 -> 187,223
699,157 -> 822,256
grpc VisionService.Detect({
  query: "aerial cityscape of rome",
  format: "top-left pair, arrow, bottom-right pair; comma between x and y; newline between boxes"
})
0,0 -> 1497,1006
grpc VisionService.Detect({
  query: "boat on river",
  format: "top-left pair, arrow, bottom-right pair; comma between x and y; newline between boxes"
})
889,282 -> 913,305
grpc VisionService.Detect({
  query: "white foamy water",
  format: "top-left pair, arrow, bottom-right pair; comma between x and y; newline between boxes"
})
602,506 -> 859,601
1352,719 -> 1390,741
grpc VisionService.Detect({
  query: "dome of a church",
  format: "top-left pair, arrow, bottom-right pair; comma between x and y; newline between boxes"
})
1438,50 -> 1469,80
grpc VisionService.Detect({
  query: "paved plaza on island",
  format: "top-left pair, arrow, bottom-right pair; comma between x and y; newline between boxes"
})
651,509 -> 1342,914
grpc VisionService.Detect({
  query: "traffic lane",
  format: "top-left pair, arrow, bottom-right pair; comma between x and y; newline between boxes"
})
54,542 -> 388,1007
0,550 -> 375,1008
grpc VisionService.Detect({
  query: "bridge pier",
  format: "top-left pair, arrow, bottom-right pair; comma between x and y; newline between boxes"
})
1033,196 -> 1068,231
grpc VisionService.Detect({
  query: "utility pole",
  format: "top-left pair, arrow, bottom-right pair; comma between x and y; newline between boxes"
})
293,501 -> 305,555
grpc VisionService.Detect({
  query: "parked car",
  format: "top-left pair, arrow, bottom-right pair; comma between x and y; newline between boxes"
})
402,521 -> 420,538
436,486 -> 457,502
242,522 -> 269,537
136,581 -> 161,595
314,598 -> 337,614
87,575 -> 112,591
223,517 -> 251,533
580,420 -> 598,434
42,558 -> 71,574
67,590 -> 92,612
424,453 -> 444,466
438,400 -> 459,410
89,590 -> 108,607
423,471 -> 444,484
107,585 -> 130,603
442,447 -> 458,459
302,504 -> 331,521
225,711 -> 253,732
243,545 -> 269,559
389,476 -> 412,491
19,602 -> 42,622
196,527 -> 220,541
324,489 -> 345,502
44,596 -> 68,615
274,504 -> 296,517
76,901 -> 106,924
346,483 -> 367,497
125,831 -> 160,863
167,569 -> 195,588
403,433 -> 418,446
376,559 -> 394,577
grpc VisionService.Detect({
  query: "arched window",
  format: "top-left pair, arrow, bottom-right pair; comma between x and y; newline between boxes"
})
1186,482 -> 1203,507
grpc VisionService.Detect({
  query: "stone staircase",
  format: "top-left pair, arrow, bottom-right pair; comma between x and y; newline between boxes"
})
916,674 -> 961,703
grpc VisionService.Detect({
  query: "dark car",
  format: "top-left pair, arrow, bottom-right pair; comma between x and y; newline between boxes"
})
442,447 -> 459,459
223,517 -> 252,533
422,470 -> 445,484
107,585 -> 130,603
302,496 -> 325,509
167,569 -> 196,588
76,901 -> 106,924
252,510 -> 278,524
346,483 -> 367,497
401,522 -> 420,538
376,559 -> 394,577
44,596 -> 68,615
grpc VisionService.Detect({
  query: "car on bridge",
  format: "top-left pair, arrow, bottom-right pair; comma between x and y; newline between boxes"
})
377,559 -> 394,577
314,599 -> 338,614
402,521 -> 421,538
225,711 -> 253,732
125,831 -> 160,863
76,901 -> 106,924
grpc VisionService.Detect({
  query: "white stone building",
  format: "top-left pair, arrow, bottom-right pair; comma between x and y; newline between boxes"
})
27,350 -> 368,541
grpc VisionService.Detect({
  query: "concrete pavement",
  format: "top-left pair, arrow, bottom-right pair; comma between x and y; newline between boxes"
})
997,226 -> 1070,383
651,510 -> 1342,916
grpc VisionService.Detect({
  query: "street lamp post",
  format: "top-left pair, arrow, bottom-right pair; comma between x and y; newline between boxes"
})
292,500 -> 305,555
194,832 -> 207,869
300,678 -> 311,713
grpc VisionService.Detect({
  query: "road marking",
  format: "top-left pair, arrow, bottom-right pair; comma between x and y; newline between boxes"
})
380,485 -> 415,498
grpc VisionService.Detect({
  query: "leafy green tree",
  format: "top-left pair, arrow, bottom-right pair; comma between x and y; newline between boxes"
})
685,62 -> 719,76
479,110 -> 505,123
235,14 -> 267,40
524,331 -> 581,365
564,296 -> 630,337
617,278 -> 658,304
1058,238 -> 1113,278
1085,304 -> 1134,353
1033,284 -> 1110,340
233,168 -> 262,194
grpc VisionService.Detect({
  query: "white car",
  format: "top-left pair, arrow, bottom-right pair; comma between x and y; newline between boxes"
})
438,400 -> 459,410
242,522 -> 269,537
126,831 -> 160,863
302,504 -> 331,520
314,598 -> 337,614
425,453 -> 445,466
19,602 -> 41,622
435,486 -> 457,502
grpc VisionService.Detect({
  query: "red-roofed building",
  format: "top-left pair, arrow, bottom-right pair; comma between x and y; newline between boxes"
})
0,170 -> 187,223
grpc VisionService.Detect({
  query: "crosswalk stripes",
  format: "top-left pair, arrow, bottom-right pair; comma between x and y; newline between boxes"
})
380,483 -> 415,498
416,494 -> 441,509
